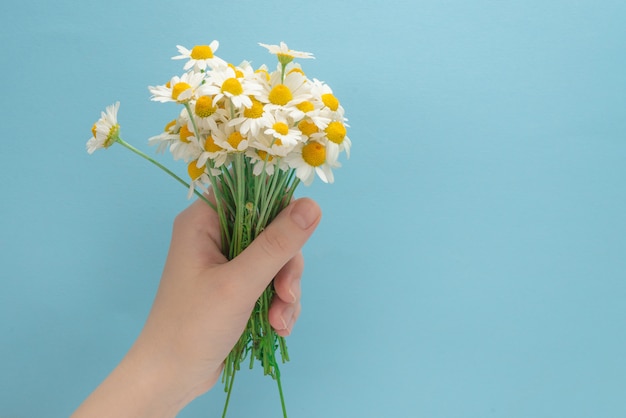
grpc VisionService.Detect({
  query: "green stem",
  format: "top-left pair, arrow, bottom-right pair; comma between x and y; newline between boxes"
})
222,366 -> 237,418
276,370 -> 288,418
115,138 -> 215,210
230,153 -> 247,259
256,168 -> 281,235
284,176 -> 300,206
183,103 -> 202,144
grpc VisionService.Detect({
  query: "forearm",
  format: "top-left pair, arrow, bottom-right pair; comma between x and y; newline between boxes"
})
71,342 -> 197,418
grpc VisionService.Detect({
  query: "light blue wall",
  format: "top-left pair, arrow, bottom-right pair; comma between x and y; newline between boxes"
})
2,0 -> 626,416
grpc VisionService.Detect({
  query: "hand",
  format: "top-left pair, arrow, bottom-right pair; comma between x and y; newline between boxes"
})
72,196 -> 321,418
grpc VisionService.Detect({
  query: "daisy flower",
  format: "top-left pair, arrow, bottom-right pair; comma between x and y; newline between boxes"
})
168,119 -> 203,162
283,89 -> 315,118
296,117 -> 321,139
186,159 -> 211,199
186,95 -> 228,133
253,64 -> 271,84
197,133 -> 230,169
310,78 -> 345,117
313,118 -> 351,158
289,103 -> 332,131
172,41 -> 226,71
263,110 -> 302,147
259,42 -> 314,65
228,96 -> 272,138
245,148 -> 279,176
199,66 -> 262,109
285,140 -> 338,185
249,129 -> 295,158
258,70 -> 313,110
229,60 -> 256,79
149,71 -> 204,103
211,122 -> 249,154
87,102 -> 120,154
148,118 -> 181,154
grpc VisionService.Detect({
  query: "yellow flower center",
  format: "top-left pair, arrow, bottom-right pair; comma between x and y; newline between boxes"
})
243,98 -> 264,118
187,160 -> 205,180
204,135 -> 222,153
302,142 -> 326,167
227,63 -> 244,78
91,124 -> 97,138
172,82 -> 191,100
179,125 -> 194,143
190,45 -> 214,60
257,150 -> 273,162
322,93 -> 339,111
325,121 -> 346,144
227,131 -> 245,149
272,122 -> 289,136
222,78 -> 243,96
298,119 -> 319,136
164,119 -> 177,132
195,96 -> 216,118
296,101 -> 315,113
268,84 -> 293,105
288,67 -> 305,76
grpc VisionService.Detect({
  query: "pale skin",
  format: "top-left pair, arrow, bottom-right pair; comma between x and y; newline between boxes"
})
71,196 -> 321,417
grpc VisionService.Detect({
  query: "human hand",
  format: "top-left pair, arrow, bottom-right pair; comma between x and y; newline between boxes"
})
72,195 -> 321,418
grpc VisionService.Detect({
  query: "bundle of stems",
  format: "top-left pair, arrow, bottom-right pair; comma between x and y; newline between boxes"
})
209,154 -> 300,418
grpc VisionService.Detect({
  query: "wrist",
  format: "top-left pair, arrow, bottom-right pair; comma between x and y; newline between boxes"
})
119,340 -> 205,417
72,343 -> 201,418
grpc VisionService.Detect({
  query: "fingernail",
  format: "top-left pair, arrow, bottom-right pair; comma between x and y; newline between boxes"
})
290,199 -> 319,230
281,317 -> 293,336
288,288 -> 297,304
280,306 -> 295,330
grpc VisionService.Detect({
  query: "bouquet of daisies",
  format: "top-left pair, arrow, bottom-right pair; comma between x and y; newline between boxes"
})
87,41 -> 350,417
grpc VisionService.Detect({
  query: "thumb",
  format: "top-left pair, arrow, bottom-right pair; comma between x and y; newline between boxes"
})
226,198 -> 321,301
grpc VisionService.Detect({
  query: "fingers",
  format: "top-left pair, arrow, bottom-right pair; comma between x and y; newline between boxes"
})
274,252 -> 303,304
270,300 -> 301,337
269,253 -> 304,336
225,198 -> 321,303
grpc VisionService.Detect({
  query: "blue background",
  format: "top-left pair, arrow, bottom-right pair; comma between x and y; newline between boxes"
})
1,0 -> 626,416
